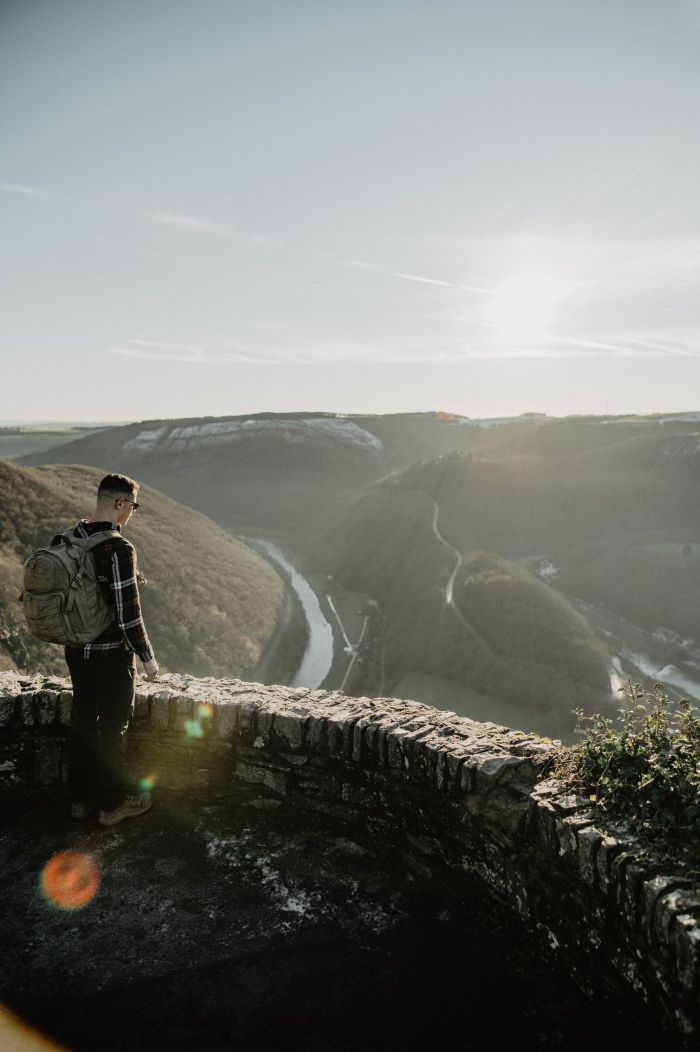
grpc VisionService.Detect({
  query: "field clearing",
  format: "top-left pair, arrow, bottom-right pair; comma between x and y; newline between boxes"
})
392,672 -> 572,740
307,573 -> 373,689
633,542 -> 700,563
0,428 -> 107,461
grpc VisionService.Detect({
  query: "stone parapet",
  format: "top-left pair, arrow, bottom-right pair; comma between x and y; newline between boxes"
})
0,669 -> 697,1046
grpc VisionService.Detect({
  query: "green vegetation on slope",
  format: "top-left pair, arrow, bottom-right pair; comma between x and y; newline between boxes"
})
333,480 -> 610,736
558,542 -> 700,641
556,682 -> 700,866
454,551 -> 608,691
400,449 -> 700,558
0,460 -> 304,679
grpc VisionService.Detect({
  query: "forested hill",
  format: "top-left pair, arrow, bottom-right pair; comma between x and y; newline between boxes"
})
0,460 -> 298,680
398,441 -> 700,558
331,476 -> 611,739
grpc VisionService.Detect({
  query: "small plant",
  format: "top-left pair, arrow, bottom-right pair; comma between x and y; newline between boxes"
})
555,681 -> 700,867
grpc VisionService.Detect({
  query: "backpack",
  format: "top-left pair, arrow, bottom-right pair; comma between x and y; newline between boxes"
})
20,529 -> 122,646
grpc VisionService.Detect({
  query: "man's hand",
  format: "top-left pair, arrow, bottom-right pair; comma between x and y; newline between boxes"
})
142,658 -> 159,682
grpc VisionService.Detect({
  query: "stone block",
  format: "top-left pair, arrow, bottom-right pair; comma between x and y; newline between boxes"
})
236,694 -> 264,735
235,760 -> 290,795
36,691 -> 57,726
326,710 -> 358,758
133,695 -> 150,722
274,712 -> 307,750
577,826 -> 602,887
351,716 -> 372,763
671,912 -> 700,994
375,716 -> 416,768
150,694 -> 171,732
410,732 -> 440,783
459,758 -> 477,792
0,672 -> 22,697
58,690 -> 73,726
534,799 -> 559,856
255,709 -> 275,738
551,792 -> 591,815
445,747 -> 467,788
20,695 -> 35,726
0,696 -> 16,728
216,702 -> 238,740
595,834 -> 635,894
172,695 -> 194,732
556,814 -> 594,860
306,712 -> 328,752
472,754 -> 527,791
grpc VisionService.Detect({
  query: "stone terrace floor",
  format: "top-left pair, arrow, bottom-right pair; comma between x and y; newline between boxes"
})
0,786 -> 674,1052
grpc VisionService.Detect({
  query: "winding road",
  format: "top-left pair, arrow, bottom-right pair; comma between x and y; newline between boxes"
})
430,500 -> 494,655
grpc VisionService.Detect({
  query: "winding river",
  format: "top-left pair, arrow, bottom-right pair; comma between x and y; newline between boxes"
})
254,540 -> 334,689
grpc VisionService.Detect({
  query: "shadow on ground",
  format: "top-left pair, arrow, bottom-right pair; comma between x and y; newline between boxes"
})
0,787 -> 670,1051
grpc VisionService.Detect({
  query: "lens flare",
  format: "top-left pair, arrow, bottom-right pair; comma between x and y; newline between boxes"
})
40,850 -> 100,911
197,703 -> 214,721
139,772 -> 157,791
184,719 -> 204,738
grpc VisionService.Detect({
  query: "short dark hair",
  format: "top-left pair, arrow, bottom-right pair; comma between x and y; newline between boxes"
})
98,473 -> 138,498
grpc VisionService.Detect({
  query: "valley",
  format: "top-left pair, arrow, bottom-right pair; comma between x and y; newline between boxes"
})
9,409 -> 700,740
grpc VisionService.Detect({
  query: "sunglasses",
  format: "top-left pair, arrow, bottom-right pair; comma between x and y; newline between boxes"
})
120,497 -> 141,511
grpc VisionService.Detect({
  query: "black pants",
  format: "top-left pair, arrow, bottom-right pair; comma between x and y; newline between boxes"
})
65,647 -> 136,811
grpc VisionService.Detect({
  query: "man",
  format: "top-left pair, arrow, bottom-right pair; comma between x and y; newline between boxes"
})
58,473 -> 159,827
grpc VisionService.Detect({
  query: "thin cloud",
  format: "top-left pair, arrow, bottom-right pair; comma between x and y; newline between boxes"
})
147,209 -> 284,249
0,183 -> 48,197
341,259 -> 493,294
148,211 -> 230,236
108,330 -> 700,367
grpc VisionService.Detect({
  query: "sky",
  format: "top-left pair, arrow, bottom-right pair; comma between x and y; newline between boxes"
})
2,0 -> 700,422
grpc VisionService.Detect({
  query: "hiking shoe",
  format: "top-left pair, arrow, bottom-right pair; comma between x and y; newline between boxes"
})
99,792 -> 153,827
70,799 -> 96,820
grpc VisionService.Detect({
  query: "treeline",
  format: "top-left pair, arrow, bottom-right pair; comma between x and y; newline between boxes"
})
399,450 -> 700,557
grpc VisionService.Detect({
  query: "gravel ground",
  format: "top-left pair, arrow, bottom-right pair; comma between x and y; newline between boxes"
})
0,787 -> 672,1052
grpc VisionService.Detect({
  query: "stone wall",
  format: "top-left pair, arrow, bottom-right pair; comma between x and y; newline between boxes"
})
1,669 -> 698,1046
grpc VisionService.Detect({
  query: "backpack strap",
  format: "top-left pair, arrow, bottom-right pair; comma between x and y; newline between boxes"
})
60,530 -> 123,610
61,529 -> 123,553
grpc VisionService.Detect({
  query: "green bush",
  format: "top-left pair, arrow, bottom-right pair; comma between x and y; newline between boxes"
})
556,682 -> 700,866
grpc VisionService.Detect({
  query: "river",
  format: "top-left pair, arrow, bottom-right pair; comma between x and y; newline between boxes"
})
253,539 -> 334,689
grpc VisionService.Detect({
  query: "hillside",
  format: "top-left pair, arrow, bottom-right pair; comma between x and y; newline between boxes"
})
19,412 -> 560,552
20,414 -> 387,550
17,410 -> 700,734
332,477 -> 610,737
0,460 -> 305,680
399,444 -> 700,557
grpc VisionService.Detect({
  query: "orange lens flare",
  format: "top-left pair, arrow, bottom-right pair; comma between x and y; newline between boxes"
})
197,703 -> 214,721
140,772 -> 157,791
40,850 -> 100,911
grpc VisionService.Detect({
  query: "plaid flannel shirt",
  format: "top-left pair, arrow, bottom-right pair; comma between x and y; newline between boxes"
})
54,520 -> 155,662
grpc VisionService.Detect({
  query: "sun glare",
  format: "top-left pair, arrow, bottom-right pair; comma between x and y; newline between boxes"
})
484,271 -> 573,348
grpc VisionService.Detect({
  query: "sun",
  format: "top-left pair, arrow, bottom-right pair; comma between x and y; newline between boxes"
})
484,271 -> 573,348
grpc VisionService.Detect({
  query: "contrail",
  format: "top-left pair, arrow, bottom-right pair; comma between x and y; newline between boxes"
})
341,259 -> 493,294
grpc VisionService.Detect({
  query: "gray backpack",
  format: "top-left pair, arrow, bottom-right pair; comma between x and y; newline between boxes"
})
20,530 -> 121,646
